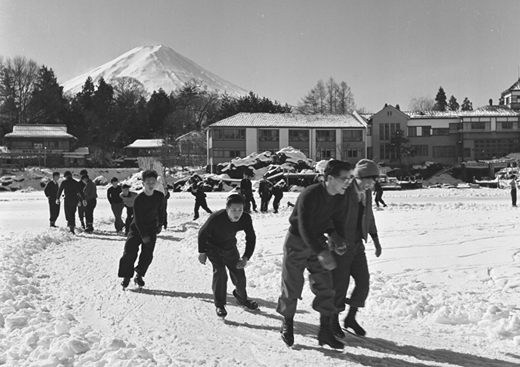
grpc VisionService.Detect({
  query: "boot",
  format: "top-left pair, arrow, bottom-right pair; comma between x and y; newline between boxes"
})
318,314 -> 344,349
331,313 -> 345,339
344,307 -> 366,336
50,222 -> 57,228
80,220 -> 86,229
134,273 -> 145,288
121,278 -> 131,289
280,317 -> 294,347
216,306 -> 227,318
69,226 -> 75,235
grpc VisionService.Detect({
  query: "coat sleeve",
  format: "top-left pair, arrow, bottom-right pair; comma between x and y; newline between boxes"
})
44,182 -> 52,198
77,181 -> 86,201
57,182 -> 65,199
157,193 -> 165,227
242,214 -> 256,260
297,190 -> 326,254
198,215 -> 214,253
366,191 -> 378,239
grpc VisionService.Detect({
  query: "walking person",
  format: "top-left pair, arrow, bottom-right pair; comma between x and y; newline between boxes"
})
198,194 -> 258,317
56,171 -> 86,234
44,172 -> 61,227
373,178 -> 387,208
163,184 -> 170,230
190,178 -> 212,220
118,170 -> 165,289
240,172 -> 257,213
120,183 -> 138,236
258,176 -> 273,213
271,180 -> 285,214
328,159 -> 383,339
277,160 -> 351,349
81,174 -> 98,233
107,177 -> 125,233
77,169 -> 88,229
510,175 -> 518,207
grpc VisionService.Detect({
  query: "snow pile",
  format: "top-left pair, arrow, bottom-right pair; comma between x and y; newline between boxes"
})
121,171 -> 145,191
423,173 -> 463,186
0,228 -> 157,366
315,159 -> 329,174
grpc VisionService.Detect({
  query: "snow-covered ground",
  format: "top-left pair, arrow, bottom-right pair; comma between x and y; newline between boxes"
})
1,188 -> 520,366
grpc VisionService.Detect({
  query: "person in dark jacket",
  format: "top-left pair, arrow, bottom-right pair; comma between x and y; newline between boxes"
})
81,174 -> 98,233
510,175 -> 518,207
277,160 -> 351,349
77,169 -> 88,229
120,183 -> 138,236
163,185 -> 170,229
107,177 -> 124,233
328,159 -> 382,339
271,180 -> 285,214
198,194 -> 258,317
258,176 -> 273,213
190,178 -> 212,220
118,170 -> 165,289
56,171 -> 86,234
44,172 -> 61,227
373,179 -> 387,208
240,172 -> 257,213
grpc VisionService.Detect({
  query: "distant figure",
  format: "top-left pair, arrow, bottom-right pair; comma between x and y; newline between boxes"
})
77,169 -> 88,229
81,174 -> 98,233
120,183 -> 138,236
190,178 -> 212,220
44,171 -> 61,227
258,176 -> 273,213
56,171 -> 86,234
271,180 -> 285,214
373,179 -> 387,208
163,186 -> 171,229
240,172 -> 257,213
107,177 -> 124,233
510,175 -> 518,207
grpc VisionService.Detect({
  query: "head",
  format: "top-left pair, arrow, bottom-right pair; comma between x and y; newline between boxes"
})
110,177 -> 119,188
226,194 -> 245,222
122,183 -> 130,195
353,159 -> 380,191
52,172 -> 60,181
142,170 -> 158,191
79,169 -> 88,176
64,171 -> 72,178
81,174 -> 89,183
323,160 -> 353,196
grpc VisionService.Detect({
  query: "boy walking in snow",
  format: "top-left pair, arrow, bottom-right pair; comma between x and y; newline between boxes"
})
190,177 -> 212,220
118,170 -> 165,289
198,194 -> 258,317
44,171 -> 61,227
56,171 -> 86,234
77,169 -> 88,229
107,177 -> 125,233
328,159 -> 382,338
510,175 -> 517,207
240,172 -> 257,213
277,160 -> 351,349
373,179 -> 387,208
271,180 -> 285,214
120,183 -> 138,236
81,174 -> 98,233
258,176 -> 273,213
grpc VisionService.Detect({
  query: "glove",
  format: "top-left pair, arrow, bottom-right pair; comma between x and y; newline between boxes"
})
317,249 -> 336,270
198,253 -> 207,265
327,232 -> 349,256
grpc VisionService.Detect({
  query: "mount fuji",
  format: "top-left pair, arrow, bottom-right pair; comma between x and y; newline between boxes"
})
62,45 -> 249,97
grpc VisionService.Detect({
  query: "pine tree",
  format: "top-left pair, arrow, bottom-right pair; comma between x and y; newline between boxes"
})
433,87 -> 447,111
28,66 -> 68,124
461,97 -> 473,111
448,95 -> 459,111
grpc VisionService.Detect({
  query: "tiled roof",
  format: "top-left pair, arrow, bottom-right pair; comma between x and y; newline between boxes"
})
210,113 -> 365,128
124,139 -> 165,148
502,78 -> 520,94
4,125 -> 76,139
404,107 -> 519,119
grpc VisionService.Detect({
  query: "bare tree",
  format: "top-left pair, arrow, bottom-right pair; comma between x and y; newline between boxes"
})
409,96 -> 435,111
336,81 -> 355,114
298,78 -> 354,115
111,76 -> 148,103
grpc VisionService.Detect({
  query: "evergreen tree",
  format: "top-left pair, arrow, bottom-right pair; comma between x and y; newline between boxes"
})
28,66 -> 68,124
388,129 -> 413,167
448,95 -> 459,111
146,89 -> 171,137
433,87 -> 447,111
461,97 -> 473,111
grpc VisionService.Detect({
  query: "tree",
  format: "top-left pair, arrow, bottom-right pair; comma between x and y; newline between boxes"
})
388,129 -> 414,167
408,96 -> 435,111
448,95 -> 459,111
27,65 -> 68,124
146,88 -> 171,137
297,78 -> 355,114
461,97 -> 473,111
433,86 -> 447,111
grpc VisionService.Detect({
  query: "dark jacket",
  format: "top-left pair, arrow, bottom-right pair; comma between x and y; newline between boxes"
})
133,190 -> 165,236
107,186 -> 123,204
240,178 -> 253,195
343,181 -> 378,248
57,177 -> 85,202
83,179 -> 98,201
190,182 -> 206,200
258,180 -> 272,197
44,180 -> 59,201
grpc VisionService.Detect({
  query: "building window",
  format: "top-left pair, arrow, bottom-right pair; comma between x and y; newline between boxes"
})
316,130 -> 335,142
471,122 -> 486,130
449,123 -> 461,132
408,127 -> 417,137
289,130 -> 309,142
343,148 -> 362,159
432,146 -> 455,158
463,148 -> 471,157
259,129 -> 279,141
367,126 -> 372,136
380,123 -> 400,141
380,143 -> 397,160
501,122 -> 513,129
213,148 -> 245,158
316,148 -> 336,160
213,129 -> 245,140
342,130 -> 363,142
421,126 -> 431,136
387,111 -> 392,116
411,145 -> 428,156
432,128 -> 449,136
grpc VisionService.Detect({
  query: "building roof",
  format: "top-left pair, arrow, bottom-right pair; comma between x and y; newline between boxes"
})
4,125 -> 76,139
502,78 -> 520,95
175,131 -> 204,141
405,107 -> 519,119
210,113 -> 366,129
124,139 -> 167,149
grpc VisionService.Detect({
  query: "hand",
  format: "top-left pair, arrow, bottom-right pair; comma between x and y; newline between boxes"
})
82,200 -> 87,207
373,238 -> 382,257
236,256 -> 248,269
142,235 -> 151,244
198,253 -> 207,265
55,199 -> 60,205
317,249 -> 336,270
156,226 -> 162,235
327,232 -> 349,256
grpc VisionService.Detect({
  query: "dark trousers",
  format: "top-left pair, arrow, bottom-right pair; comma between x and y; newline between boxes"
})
331,244 -> 370,311
118,225 -> 157,278
273,195 -> 282,213
48,199 -> 60,224
164,199 -> 168,228
64,199 -> 78,228
206,245 -> 248,307
85,199 -> 97,227
194,198 -> 212,219
260,194 -> 272,212
276,232 -> 336,318
111,202 -> 125,231
243,192 -> 256,213
125,207 -> 134,234
512,189 -> 517,207
375,192 -> 386,207
78,204 -> 85,224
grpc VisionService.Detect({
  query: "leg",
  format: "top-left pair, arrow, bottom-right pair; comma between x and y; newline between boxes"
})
78,205 -> 85,227
306,254 -> 337,317
206,248 -> 228,307
118,228 -> 142,278
330,252 -> 354,313
163,199 -> 168,228
125,207 -> 134,235
345,250 -> 370,308
134,232 -> 157,277
250,195 -> 257,211
64,199 -> 77,228
222,247 -> 248,302
201,198 -> 212,214
194,200 -> 201,219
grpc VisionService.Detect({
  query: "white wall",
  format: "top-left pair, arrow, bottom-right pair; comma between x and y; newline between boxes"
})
335,129 -> 342,159
246,128 -> 257,155
279,128 -> 289,149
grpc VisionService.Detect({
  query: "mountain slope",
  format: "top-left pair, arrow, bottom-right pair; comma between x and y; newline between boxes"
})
62,45 -> 249,96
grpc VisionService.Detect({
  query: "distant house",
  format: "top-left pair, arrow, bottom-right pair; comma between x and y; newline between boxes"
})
123,139 -> 172,167
174,131 -> 206,166
3,125 -> 85,167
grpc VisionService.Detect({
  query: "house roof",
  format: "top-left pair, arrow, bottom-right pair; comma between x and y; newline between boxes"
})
502,78 -> 520,95
4,125 -> 76,139
175,131 -> 204,141
210,113 -> 366,129
405,107 -> 519,119
124,139 -> 167,149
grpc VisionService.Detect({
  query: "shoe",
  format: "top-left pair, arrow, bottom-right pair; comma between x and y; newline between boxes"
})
232,290 -> 258,310
85,226 -> 94,233
80,221 -> 86,230
331,313 -> 345,339
69,226 -> 75,235
216,306 -> 227,318
318,325 -> 344,349
50,223 -> 57,228
280,317 -> 294,347
121,278 -> 130,289
193,216 -> 199,221
134,273 -> 145,288
344,307 -> 366,336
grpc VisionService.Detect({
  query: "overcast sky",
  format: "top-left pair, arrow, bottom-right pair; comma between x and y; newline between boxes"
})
1,0 -> 520,112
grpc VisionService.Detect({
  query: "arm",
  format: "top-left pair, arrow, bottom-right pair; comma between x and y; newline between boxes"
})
133,196 -> 146,238
366,196 -> 381,257
77,181 -> 86,201
56,181 -> 65,199
297,191 -> 327,254
197,215 -> 214,254
242,214 -> 256,260
157,193 -> 165,228
44,182 -> 51,198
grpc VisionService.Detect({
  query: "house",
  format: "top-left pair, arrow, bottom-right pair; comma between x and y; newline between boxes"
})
174,131 -> 206,166
207,113 -> 367,169
3,124 -> 81,167
123,139 -> 172,167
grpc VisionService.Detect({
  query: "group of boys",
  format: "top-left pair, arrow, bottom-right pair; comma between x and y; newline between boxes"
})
240,173 -> 285,214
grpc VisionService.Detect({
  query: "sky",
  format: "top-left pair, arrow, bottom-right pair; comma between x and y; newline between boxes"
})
1,0 -> 520,112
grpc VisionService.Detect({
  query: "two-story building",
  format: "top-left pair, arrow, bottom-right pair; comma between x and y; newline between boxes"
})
206,113 -> 367,169
123,139 -> 173,167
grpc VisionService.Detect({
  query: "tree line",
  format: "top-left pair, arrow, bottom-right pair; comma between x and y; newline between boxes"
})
409,87 -> 473,112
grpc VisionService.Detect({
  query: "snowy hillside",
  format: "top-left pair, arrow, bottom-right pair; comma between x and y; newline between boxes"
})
62,45 -> 249,96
